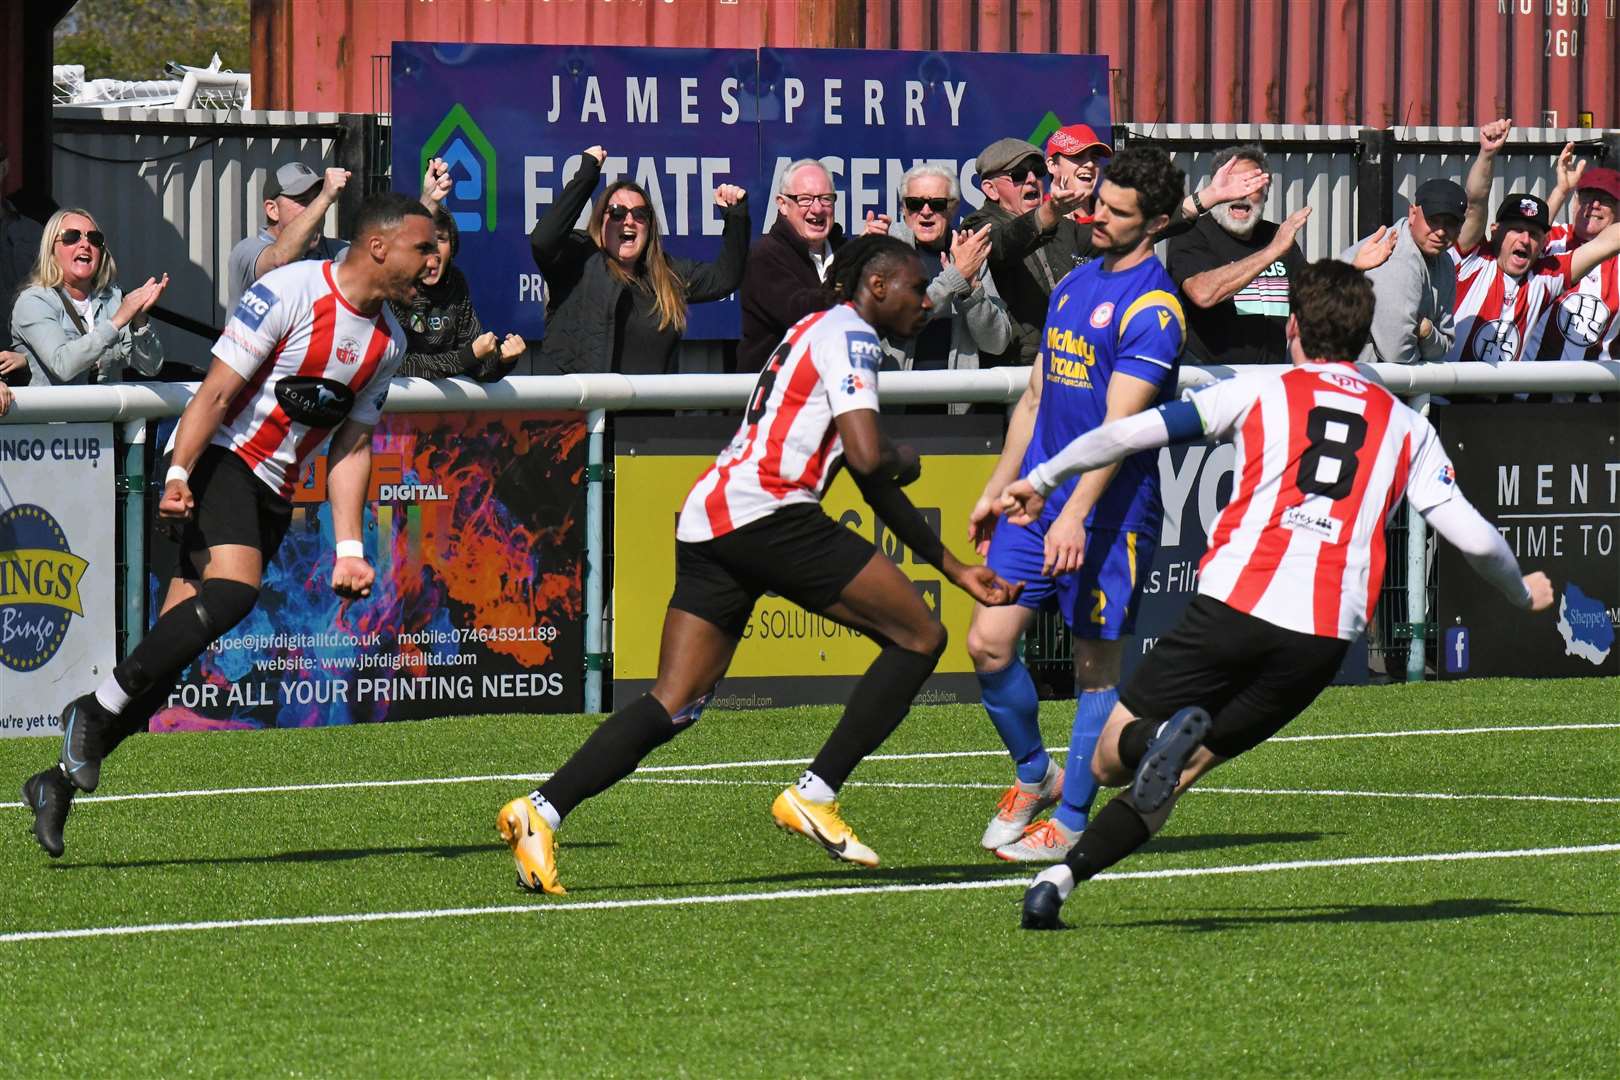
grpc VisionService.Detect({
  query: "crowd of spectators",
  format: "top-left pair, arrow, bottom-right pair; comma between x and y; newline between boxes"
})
3,117 -> 1615,420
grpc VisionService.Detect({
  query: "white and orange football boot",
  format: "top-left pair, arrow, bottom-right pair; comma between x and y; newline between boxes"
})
771,787 -> 879,867
497,795 -> 566,895
980,759 -> 1064,850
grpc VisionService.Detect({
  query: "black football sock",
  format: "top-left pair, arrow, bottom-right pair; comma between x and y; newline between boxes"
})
108,580 -> 260,709
809,643 -> 941,791
538,694 -> 678,821
1116,717 -> 1160,771
1062,796 -> 1153,883
94,672 -> 182,759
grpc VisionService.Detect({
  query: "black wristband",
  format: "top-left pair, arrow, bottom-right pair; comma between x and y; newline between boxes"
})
851,469 -> 946,570
1190,191 -> 1208,215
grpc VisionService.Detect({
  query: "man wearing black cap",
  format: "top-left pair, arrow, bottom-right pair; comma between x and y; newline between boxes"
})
1533,164 -> 1620,361
1340,178 -> 1465,363
1451,119 -> 1620,363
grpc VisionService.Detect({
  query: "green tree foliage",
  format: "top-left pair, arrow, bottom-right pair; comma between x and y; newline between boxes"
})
54,0 -> 249,83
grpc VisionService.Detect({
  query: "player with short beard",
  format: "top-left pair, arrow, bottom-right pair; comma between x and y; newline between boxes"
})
965,147 -> 1188,864
20,194 -> 438,859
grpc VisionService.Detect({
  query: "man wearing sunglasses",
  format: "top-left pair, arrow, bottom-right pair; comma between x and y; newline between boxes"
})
884,163 -> 1009,389
738,158 -> 890,373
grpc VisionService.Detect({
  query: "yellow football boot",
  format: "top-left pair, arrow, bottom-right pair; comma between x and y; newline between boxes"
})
497,796 -> 566,895
771,787 -> 879,867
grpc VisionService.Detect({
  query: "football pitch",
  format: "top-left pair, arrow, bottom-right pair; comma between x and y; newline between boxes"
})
2,678 -> 1616,1077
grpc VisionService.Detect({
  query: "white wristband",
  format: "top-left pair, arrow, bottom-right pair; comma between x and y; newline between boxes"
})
335,540 -> 366,561
165,465 -> 189,485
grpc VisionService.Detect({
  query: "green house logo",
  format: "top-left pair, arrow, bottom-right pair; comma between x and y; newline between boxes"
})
421,104 -> 498,232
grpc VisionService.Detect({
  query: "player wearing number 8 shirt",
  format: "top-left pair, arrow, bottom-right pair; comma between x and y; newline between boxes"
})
495,236 -> 1023,896
1000,260 -> 1556,929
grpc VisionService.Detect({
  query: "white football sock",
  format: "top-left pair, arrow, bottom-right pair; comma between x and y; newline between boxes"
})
94,676 -> 131,716
527,791 -> 561,831
1034,864 -> 1075,900
794,770 -> 836,804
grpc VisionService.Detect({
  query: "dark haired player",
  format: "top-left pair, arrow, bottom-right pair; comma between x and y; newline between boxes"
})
497,236 -> 1023,895
21,193 -> 439,857
997,260 -> 1554,929
965,147 -> 1190,863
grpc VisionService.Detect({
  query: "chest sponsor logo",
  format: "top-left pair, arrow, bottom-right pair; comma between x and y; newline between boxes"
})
275,376 -> 356,428
235,282 -> 278,332
846,331 -> 883,372
1281,502 -> 1344,543
1473,319 -> 1522,363
1089,301 -> 1114,328
1555,293 -> 1612,348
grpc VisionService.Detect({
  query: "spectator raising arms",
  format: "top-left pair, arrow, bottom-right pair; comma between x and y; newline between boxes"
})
390,207 -> 523,381
531,146 -> 749,375
10,208 -> 170,385
226,162 -> 352,310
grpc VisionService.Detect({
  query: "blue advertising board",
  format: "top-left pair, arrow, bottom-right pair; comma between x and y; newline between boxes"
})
392,43 -> 761,341
392,45 -> 1111,345
755,48 -> 1111,233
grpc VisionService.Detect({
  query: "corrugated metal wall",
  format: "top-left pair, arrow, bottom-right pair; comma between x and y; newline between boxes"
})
251,0 -> 1620,129
52,106 -> 344,367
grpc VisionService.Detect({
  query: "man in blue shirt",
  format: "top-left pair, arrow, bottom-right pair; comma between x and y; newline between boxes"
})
967,147 -> 1188,862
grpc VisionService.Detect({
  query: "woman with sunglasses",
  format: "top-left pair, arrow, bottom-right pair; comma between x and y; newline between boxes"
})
529,146 -> 748,375
887,163 -> 1010,393
10,209 -> 169,385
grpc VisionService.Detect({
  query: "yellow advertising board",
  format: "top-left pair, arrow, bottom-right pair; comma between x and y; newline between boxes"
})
612,442 -> 1001,707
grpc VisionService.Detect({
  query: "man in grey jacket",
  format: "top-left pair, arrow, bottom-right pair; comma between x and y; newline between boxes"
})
885,163 -> 1012,377
1341,178 -> 1464,364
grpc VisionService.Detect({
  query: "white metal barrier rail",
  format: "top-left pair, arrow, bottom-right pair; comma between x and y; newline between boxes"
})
5,362 -> 1616,706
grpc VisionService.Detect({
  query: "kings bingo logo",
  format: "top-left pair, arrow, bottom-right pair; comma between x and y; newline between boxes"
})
0,504 -> 89,672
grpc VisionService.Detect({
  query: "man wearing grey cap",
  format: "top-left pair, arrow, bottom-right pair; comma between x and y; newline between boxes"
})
224,161 -> 353,310
1339,178 -> 1465,363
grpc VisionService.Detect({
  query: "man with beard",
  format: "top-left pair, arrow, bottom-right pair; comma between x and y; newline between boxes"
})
967,138 -> 1267,370
1449,120 -> 1620,364
965,146 -> 1187,864
1168,144 -> 1307,365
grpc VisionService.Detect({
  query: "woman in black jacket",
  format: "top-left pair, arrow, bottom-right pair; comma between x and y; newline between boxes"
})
391,206 -> 524,381
530,146 -> 748,374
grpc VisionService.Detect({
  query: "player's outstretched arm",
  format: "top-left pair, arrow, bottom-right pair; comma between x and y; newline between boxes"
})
838,407 -> 1022,606
326,418 -> 377,600
160,358 -> 250,523
969,356 -> 1042,552
1421,496 -> 1550,611
1569,220 -> 1620,283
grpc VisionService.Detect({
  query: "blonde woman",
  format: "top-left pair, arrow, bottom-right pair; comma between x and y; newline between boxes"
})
529,146 -> 748,374
10,208 -> 169,385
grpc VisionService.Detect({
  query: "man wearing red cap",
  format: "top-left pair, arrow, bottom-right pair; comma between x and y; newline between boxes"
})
1045,124 -> 1112,224
1449,120 -> 1620,364
1530,162 -> 1620,361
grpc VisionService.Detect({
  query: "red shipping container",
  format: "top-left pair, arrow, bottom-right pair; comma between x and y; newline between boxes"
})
250,0 -> 1619,129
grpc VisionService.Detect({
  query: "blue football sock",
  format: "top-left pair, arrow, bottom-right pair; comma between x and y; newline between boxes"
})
1053,687 -> 1118,831
977,658 -> 1048,783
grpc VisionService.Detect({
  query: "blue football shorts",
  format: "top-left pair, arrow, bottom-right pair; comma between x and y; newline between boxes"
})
986,515 -> 1157,639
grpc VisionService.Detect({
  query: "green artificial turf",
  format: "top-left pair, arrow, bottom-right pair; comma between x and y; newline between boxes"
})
1,678 -> 1616,1077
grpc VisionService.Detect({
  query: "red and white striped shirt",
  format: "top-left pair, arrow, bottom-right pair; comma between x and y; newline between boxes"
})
1446,243 -> 1575,363
1543,222 -> 1577,256
207,261 -> 404,499
1185,364 -> 1458,640
1527,235 -> 1620,361
677,304 -> 882,541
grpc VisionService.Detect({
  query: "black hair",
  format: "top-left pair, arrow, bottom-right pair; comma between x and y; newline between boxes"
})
827,235 -> 921,303
1291,259 -> 1375,361
1101,146 -> 1186,222
431,205 -> 460,258
352,192 -> 433,241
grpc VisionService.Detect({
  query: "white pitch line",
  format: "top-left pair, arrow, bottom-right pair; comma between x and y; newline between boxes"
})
2,841 -> 1615,946
1195,786 -> 1620,805
1271,722 -> 1620,743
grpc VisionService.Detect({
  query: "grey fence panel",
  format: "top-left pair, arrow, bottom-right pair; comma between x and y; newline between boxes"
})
1392,126 -> 1615,215
51,107 -> 345,368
